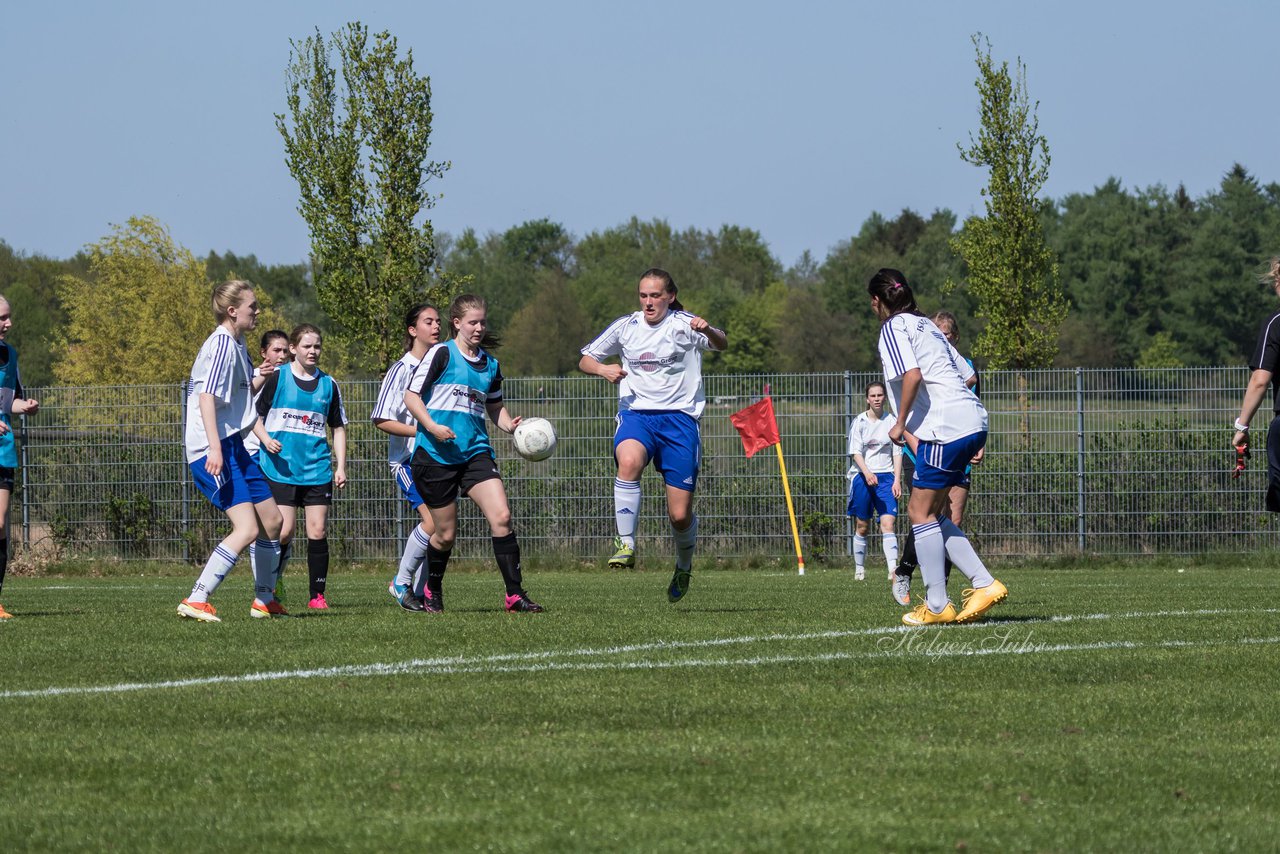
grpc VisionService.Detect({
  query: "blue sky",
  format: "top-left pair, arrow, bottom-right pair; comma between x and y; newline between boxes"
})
4,0 -> 1278,269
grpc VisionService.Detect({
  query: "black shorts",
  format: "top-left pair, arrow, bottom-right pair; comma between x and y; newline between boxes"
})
410,449 -> 502,509
0,466 -> 13,492
268,479 -> 334,507
1266,414 -> 1280,513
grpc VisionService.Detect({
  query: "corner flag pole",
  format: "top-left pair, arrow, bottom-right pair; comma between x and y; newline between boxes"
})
774,440 -> 806,576
728,383 -> 806,576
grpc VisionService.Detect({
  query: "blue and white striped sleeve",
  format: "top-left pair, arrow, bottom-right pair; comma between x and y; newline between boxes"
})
371,362 -> 406,421
203,335 -> 237,402
581,315 -> 630,360
877,320 -> 918,381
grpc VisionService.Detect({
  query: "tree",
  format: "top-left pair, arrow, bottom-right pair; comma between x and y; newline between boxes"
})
502,272 -> 592,376
54,217 -> 285,385
950,35 -> 1066,370
276,22 -> 456,372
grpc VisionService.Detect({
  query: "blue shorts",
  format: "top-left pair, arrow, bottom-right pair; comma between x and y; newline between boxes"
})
393,462 -> 425,510
912,432 -> 987,491
847,472 -> 897,520
614,410 -> 701,491
190,434 -> 274,511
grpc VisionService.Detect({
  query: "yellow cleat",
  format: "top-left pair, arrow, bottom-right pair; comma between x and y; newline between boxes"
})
0,601 -> 13,619
607,538 -> 636,569
902,600 -> 958,626
955,579 -> 1008,623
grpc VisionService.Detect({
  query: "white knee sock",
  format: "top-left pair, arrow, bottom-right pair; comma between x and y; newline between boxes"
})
882,532 -> 899,574
938,518 -> 994,588
396,524 -> 431,587
189,544 -> 239,603
674,515 -> 698,571
853,534 -> 867,570
912,521 -> 949,612
614,478 -> 641,547
251,538 -> 281,605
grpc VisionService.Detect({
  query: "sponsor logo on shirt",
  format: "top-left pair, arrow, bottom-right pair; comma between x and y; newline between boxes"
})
631,351 -> 681,373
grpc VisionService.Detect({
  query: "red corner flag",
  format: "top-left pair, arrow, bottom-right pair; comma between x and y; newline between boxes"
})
730,395 -> 781,458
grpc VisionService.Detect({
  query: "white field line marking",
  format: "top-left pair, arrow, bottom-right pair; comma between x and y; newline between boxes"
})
2,607 -> 1277,700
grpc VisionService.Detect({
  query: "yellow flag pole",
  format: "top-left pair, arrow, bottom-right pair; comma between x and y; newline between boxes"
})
774,440 -> 806,576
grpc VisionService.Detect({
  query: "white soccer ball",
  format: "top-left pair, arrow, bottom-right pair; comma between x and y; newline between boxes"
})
513,417 -> 557,462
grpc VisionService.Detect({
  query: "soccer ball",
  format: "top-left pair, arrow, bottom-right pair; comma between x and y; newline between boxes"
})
513,417 -> 557,462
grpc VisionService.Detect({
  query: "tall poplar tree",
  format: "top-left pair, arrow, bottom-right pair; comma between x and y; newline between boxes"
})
951,35 -> 1066,370
276,23 -> 455,372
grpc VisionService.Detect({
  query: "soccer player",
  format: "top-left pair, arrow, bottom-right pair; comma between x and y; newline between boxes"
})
869,268 -> 1006,625
578,268 -> 727,602
178,280 -> 285,622
846,381 -> 902,581
1232,257 -> 1280,515
244,329 -> 289,463
256,324 -> 347,611
372,303 -> 441,609
890,311 -> 982,606
0,295 -> 40,619
401,294 -> 543,613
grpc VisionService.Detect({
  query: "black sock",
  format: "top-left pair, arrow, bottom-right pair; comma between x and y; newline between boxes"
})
307,537 -> 329,597
0,537 -> 7,596
897,530 -> 918,579
492,532 -> 523,595
415,541 -> 451,599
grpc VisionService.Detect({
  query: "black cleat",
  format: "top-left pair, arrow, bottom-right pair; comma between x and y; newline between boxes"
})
504,592 -> 544,613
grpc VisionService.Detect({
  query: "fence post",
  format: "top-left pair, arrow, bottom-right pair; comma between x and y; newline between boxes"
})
180,382 -> 189,564
1076,367 -> 1085,554
19,411 -> 29,550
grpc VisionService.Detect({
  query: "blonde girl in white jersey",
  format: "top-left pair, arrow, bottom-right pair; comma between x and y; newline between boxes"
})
579,268 -> 727,602
178,280 -> 285,622
846,381 -> 902,581
869,268 -> 1006,626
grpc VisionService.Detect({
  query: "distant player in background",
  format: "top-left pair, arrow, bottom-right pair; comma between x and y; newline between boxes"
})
1232,256 -> 1280,514
578,268 -> 727,602
890,310 -> 982,606
402,294 -> 543,613
178,280 -> 284,622
372,303 -> 441,610
245,329 -> 289,462
256,323 -> 347,611
869,269 -> 1006,625
845,381 -> 902,581
0,295 -> 40,619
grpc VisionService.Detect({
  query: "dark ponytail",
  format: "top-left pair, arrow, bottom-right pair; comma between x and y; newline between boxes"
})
867,268 -> 921,317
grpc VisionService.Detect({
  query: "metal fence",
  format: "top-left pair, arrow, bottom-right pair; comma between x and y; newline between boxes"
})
16,367 -> 1272,565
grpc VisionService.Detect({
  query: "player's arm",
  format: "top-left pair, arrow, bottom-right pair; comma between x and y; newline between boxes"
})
891,444 -> 903,498
329,386 -> 348,488
332,425 -> 347,489
199,392 -> 224,475
579,352 -> 627,384
372,365 -> 416,437
688,315 -> 727,350
888,368 -> 922,446
1234,367 -> 1272,448
487,400 -> 520,434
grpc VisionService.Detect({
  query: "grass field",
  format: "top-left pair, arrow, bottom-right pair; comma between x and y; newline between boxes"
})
1,560 -> 1277,852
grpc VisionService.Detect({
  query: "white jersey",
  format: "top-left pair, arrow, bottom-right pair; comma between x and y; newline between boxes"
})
581,310 -> 717,418
184,326 -> 256,463
847,411 -> 900,477
878,313 -> 986,443
371,351 -> 424,468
